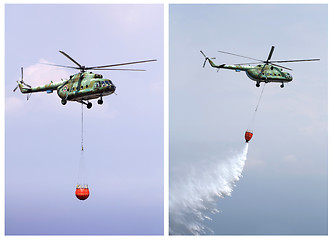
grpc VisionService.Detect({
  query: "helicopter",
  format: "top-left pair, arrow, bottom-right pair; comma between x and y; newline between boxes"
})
13,51 -> 156,109
200,46 -> 320,88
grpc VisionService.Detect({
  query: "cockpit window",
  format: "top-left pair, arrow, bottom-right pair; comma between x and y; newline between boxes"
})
94,74 -> 103,78
101,81 -> 106,86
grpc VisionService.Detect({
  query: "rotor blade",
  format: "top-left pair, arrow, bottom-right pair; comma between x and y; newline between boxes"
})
259,63 -> 267,75
233,61 -> 265,65
86,59 -> 157,70
218,50 -> 263,62
200,50 -> 207,58
90,68 -> 146,71
266,46 -> 275,62
24,83 -> 32,88
233,61 -> 293,70
203,59 -> 207,68
59,51 -> 82,68
270,63 -> 292,71
269,58 -> 320,63
40,62 -> 80,70
13,85 -> 19,92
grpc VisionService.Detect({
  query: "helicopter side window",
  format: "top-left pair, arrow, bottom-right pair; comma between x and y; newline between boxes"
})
94,81 -> 100,88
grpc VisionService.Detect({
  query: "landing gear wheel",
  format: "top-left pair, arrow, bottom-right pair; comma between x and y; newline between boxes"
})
280,83 -> 284,88
87,102 -> 92,109
61,99 -> 67,105
98,99 -> 103,105
256,82 -> 260,87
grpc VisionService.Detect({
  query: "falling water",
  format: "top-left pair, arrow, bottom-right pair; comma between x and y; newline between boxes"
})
169,143 -> 249,235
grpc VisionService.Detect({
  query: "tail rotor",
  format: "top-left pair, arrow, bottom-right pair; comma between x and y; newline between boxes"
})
13,67 -> 31,92
200,50 -> 208,68
200,50 -> 207,68
13,67 -> 32,100
200,50 -> 216,68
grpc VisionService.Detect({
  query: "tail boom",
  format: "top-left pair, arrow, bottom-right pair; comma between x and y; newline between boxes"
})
18,81 -> 63,94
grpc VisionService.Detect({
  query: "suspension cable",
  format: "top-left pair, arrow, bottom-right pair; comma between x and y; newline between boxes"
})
255,83 -> 266,113
81,102 -> 84,152
248,83 -> 266,130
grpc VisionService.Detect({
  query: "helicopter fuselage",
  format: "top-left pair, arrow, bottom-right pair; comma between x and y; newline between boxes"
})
18,71 -> 116,104
206,58 -> 293,86
201,47 -> 319,88
57,72 -> 116,101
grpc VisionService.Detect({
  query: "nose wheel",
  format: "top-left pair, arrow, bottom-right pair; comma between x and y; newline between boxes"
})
97,98 -> 103,105
256,82 -> 260,87
61,99 -> 67,105
280,82 -> 284,88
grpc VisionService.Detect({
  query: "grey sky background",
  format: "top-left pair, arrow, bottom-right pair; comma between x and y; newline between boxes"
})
170,4 -> 327,235
5,4 -> 164,235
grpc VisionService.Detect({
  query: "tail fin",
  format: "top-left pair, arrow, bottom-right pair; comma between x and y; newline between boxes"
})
13,67 -> 32,94
18,82 -> 31,94
200,50 -> 218,68
13,67 -> 32,100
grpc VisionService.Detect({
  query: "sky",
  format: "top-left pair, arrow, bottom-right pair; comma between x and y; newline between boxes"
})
169,4 -> 327,235
2,2 -> 329,238
5,4 -> 164,235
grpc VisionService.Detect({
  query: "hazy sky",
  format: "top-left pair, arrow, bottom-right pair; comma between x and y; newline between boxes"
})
169,4 -> 327,235
5,4 -> 164,235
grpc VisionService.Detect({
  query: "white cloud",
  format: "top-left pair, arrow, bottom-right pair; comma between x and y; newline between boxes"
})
5,96 -> 25,115
24,59 -> 71,86
7,60 -> 72,113
283,154 -> 297,163
245,157 -> 267,169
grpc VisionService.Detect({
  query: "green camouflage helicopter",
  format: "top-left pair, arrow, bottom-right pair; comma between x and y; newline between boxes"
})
200,46 -> 319,88
13,51 -> 156,109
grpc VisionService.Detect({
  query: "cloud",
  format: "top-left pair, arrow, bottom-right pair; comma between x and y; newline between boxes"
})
245,157 -> 267,169
24,59 -> 71,86
7,60 -> 72,113
283,154 -> 297,163
5,96 -> 25,115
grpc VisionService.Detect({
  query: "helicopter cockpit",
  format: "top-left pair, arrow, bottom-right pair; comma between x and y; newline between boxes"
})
94,80 -> 113,88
